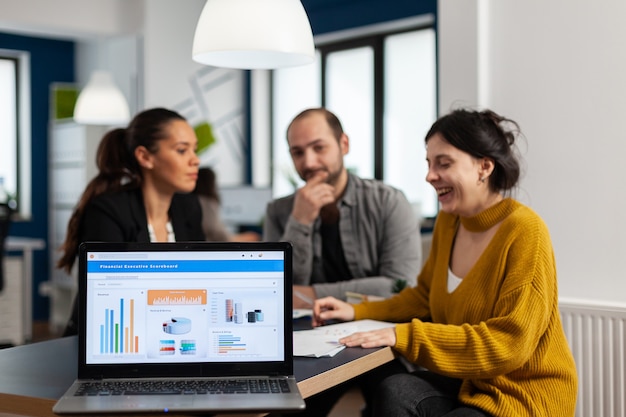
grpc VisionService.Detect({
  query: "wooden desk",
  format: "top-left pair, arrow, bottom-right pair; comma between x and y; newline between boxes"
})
0,336 -> 395,417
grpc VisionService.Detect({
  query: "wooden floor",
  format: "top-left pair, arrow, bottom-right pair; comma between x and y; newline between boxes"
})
28,321 -> 365,416
329,387 -> 365,417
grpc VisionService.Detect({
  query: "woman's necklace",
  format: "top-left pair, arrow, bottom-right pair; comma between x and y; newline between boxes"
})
148,221 -> 175,242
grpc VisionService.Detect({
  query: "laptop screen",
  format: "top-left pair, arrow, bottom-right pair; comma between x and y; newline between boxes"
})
78,242 -> 292,377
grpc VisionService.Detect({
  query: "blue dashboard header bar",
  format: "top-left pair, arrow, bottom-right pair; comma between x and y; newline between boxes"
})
87,260 -> 284,273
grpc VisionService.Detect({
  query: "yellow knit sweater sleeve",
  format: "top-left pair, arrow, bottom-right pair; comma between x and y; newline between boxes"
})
352,199 -> 577,416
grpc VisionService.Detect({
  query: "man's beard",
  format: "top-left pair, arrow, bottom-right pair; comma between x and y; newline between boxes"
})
301,161 -> 344,187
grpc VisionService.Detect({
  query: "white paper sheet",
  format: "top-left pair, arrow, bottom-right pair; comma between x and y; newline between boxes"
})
293,319 -> 395,358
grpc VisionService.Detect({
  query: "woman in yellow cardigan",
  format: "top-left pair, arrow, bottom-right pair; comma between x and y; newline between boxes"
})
313,109 -> 577,416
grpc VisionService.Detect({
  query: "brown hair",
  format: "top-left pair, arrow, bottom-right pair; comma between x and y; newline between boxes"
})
194,166 -> 220,203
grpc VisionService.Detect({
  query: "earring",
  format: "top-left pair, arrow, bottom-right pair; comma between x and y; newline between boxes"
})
479,177 -> 486,183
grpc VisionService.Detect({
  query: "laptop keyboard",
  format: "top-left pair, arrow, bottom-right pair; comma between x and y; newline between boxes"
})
74,379 -> 292,396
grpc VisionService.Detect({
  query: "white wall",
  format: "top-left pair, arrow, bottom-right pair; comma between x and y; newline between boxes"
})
439,0 -> 626,305
142,0 -> 249,185
142,0 -> 205,108
0,0 -> 141,40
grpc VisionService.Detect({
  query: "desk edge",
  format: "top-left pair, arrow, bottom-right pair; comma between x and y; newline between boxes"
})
296,346 -> 395,398
0,392 -> 57,417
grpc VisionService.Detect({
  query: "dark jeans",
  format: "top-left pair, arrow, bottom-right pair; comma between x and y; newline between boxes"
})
372,371 -> 490,417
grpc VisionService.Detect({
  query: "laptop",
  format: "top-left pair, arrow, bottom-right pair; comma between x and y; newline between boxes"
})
53,241 -> 305,414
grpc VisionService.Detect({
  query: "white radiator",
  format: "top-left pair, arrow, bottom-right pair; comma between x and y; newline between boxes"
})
559,298 -> 626,417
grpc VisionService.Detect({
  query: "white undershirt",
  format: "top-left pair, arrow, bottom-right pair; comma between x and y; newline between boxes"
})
147,221 -> 176,242
447,267 -> 463,293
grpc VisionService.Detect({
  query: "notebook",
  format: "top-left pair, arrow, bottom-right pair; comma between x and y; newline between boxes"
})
53,241 -> 305,415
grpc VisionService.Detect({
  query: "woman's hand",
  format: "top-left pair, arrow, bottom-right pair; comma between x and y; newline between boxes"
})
312,296 -> 355,327
339,327 -> 396,349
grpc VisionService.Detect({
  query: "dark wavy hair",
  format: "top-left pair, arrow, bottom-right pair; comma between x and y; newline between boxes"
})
194,167 -> 220,203
57,108 -> 186,273
425,108 -> 522,193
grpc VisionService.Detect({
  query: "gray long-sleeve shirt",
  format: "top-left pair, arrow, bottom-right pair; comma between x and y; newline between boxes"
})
263,173 -> 422,300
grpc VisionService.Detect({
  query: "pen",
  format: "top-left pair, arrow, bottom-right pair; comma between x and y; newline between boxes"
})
294,290 -> 314,306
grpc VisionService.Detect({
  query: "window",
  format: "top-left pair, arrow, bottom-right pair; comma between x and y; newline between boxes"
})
0,49 -> 31,219
383,29 -> 437,218
0,57 -> 18,205
271,16 -> 438,219
325,46 -> 375,179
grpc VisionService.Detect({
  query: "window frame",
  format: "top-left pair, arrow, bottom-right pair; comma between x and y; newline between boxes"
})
317,35 -> 385,177
0,48 -> 31,220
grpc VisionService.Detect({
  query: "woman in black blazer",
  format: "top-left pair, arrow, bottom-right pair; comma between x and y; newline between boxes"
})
58,108 -> 205,336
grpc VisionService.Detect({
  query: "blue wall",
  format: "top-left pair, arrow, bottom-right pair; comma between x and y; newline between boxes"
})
0,32 -> 75,321
302,0 -> 436,35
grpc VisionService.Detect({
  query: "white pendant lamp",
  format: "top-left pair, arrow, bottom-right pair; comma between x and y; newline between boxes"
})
192,0 -> 315,70
73,70 -> 130,125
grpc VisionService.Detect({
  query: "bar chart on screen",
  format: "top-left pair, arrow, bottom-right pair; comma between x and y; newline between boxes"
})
148,289 -> 207,305
215,333 -> 247,354
209,326 -> 281,359
96,296 -> 141,355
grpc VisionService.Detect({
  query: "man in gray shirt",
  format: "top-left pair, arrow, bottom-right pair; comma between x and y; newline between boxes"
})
264,107 -> 422,309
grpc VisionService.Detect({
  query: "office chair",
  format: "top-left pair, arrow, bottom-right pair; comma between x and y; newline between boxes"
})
0,203 -> 13,293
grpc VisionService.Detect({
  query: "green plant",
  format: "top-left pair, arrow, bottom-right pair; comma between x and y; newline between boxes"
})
194,121 -> 217,155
